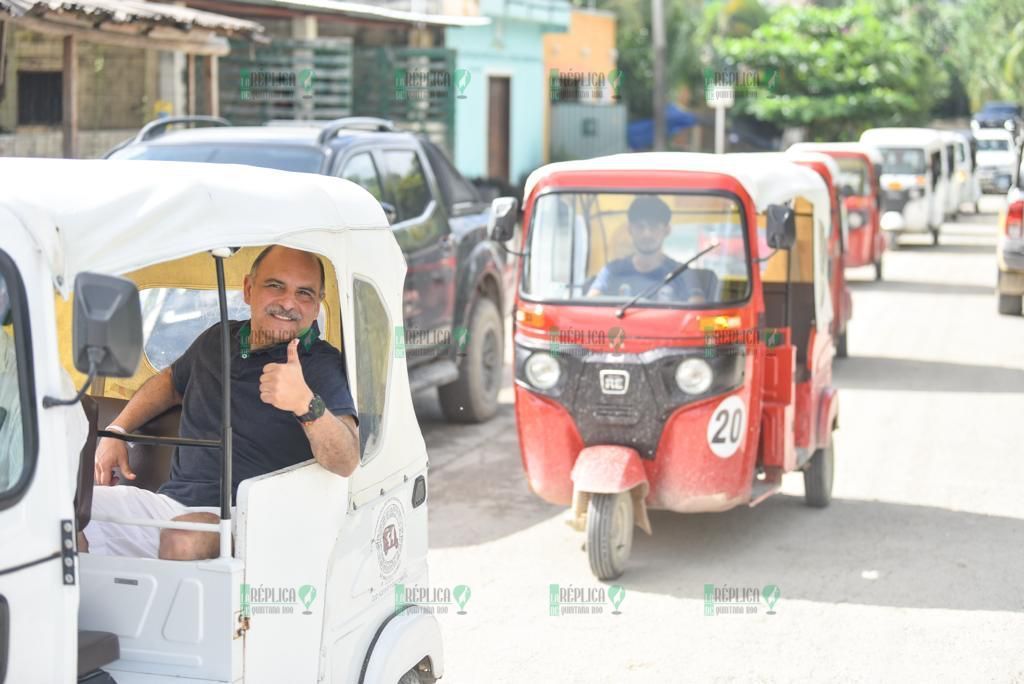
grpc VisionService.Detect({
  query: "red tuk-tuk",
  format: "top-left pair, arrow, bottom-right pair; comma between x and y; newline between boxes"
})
508,153 -> 840,579
775,151 -> 854,358
790,142 -> 886,280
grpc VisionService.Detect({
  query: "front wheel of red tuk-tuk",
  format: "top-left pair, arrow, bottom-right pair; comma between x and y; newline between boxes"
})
586,492 -> 634,580
803,434 -> 835,508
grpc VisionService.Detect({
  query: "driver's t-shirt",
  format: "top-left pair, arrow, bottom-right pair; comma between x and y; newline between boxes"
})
158,320 -> 357,508
590,257 -> 692,301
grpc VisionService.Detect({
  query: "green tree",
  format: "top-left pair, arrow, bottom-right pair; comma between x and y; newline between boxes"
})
714,2 -> 949,140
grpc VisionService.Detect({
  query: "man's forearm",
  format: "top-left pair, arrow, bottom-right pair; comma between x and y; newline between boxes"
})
302,414 -> 359,477
110,368 -> 182,431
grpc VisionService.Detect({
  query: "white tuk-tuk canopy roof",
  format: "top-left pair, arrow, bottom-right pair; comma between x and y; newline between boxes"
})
0,158 -> 389,295
522,152 -> 831,215
859,127 -> 946,149
787,141 -> 884,166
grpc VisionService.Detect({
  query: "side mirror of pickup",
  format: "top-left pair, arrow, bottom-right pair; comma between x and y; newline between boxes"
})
488,196 -> 519,243
72,273 -> 142,378
380,201 -> 399,225
765,204 -> 796,250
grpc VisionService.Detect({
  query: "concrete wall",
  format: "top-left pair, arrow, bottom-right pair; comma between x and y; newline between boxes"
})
0,128 -> 135,158
445,10 -> 568,184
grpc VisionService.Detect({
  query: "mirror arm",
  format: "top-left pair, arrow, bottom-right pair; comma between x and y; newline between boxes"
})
42,347 -> 105,408
499,241 -> 529,258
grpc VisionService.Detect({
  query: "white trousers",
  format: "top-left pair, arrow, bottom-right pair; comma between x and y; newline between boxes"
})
85,485 -> 223,558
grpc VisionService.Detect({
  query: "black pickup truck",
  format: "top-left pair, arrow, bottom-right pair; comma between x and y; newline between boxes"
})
109,116 -> 516,423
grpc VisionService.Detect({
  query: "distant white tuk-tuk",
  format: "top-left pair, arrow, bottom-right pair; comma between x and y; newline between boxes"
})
0,159 -> 467,683
860,127 -> 948,246
939,130 -> 971,219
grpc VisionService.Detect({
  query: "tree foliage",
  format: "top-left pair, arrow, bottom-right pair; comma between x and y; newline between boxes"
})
714,2 -> 948,140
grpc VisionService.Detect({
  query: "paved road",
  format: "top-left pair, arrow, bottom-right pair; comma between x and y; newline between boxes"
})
414,196 -> 1024,683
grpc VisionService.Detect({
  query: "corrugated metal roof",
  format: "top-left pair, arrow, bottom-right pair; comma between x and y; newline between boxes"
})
238,0 -> 490,27
0,0 -> 264,38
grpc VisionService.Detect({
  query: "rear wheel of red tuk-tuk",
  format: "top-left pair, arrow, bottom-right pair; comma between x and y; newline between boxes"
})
873,256 -> 883,281
836,330 -> 848,358
586,492 -> 634,580
803,433 -> 835,508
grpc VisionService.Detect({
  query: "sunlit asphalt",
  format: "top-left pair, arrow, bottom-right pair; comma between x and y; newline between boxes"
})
414,195 -> 1024,683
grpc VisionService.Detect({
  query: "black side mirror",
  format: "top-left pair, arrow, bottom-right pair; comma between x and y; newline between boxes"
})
488,196 -> 519,242
840,184 -> 856,198
72,273 -> 142,377
44,273 -> 142,408
380,201 -> 399,225
765,204 -> 796,250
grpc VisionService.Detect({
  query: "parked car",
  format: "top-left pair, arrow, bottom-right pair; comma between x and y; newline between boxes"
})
109,116 -> 515,423
973,128 -> 1020,195
972,101 -> 1024,146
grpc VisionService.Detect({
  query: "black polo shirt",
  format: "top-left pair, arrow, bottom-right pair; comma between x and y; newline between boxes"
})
158,319 -> 357,508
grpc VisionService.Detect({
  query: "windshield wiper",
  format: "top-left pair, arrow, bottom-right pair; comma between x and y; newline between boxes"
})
615,241 -> 720,319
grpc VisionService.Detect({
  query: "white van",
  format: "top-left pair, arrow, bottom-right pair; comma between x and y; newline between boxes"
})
860,128 -> 948,246
0,158 -> 513,683
974,128 -> 1020,194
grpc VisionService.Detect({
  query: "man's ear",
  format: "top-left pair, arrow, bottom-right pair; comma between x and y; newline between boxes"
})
242,273 -> 252,305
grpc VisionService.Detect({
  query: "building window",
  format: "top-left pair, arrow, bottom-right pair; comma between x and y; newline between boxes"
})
17,71 -> 62,125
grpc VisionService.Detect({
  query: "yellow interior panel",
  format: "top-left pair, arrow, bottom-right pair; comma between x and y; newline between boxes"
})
758,197 -> 815,284
55,246 -> 340,400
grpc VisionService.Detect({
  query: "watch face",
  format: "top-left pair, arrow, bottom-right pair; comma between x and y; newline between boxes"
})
301,394 -> 326,423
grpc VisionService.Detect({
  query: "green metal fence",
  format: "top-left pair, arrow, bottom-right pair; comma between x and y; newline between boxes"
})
221,38 -> 354,124
353,47 -> 456,152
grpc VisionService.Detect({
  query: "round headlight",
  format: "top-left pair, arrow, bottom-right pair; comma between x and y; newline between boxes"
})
848,211 -> 864,229
525,352 -> 561,390
675,358 -> 713,395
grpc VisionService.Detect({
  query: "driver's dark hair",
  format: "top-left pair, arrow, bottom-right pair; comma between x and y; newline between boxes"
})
628,195 -> 671,225
250,245 -> 326,297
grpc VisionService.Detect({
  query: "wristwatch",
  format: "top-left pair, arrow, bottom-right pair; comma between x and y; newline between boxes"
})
296,394 -> 326,425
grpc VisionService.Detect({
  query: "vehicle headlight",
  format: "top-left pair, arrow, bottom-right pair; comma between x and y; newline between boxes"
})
524,352 -> 561,390
848,212 -> 865,229
1005,120 -> 1017,131
675,358 -> 713,395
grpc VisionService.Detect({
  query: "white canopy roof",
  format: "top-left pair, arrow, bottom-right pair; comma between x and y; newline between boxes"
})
788,141 -> 883,166
0,158 -> 389,295
860,127 -> 946,149
523,152 -> 831,214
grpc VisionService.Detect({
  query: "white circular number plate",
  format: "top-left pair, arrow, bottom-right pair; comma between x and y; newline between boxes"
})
706,395 -> 747,458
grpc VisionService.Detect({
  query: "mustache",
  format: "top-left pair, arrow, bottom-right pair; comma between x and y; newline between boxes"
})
264,305 -> 301,321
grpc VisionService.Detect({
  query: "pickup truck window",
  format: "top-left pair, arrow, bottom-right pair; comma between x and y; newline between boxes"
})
0,266 -> 31,501
340,153 -> 384,202
383,150 -> 432,222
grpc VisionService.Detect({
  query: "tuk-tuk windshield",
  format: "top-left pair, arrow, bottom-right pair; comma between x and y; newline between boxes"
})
879,148 -> 927,175
835,157 -> 869,195
522,192 -> 750,305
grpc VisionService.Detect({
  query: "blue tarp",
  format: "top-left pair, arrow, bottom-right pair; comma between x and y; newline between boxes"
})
627,104 -> 699,150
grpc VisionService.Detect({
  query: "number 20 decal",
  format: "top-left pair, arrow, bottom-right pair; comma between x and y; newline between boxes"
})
706,395 -> 747,458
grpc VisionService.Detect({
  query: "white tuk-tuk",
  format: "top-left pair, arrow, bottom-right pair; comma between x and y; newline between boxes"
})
860,127 -> 948,246
0,158 -> 482,683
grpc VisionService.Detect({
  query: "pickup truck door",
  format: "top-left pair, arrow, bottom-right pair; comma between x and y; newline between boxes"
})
337,147 -> 456,365
376,147 -> 456,365
0,229 -> 79,683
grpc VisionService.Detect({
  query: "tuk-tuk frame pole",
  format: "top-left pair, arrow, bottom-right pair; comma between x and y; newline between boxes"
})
214,255 -> 233,558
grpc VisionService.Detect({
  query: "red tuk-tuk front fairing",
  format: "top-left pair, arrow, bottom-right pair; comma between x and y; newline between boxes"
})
514,153 -> 840,579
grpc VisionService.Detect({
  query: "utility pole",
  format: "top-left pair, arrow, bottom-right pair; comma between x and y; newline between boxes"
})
652,0 -> 667,151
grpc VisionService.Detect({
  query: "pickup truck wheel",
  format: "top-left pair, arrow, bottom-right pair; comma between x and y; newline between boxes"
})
438,297 -> 503,423
803,434 -> 834,508
997,292 -> 1022,316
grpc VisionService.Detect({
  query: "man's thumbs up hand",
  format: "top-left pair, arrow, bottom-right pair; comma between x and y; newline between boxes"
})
260,338 -> 314,415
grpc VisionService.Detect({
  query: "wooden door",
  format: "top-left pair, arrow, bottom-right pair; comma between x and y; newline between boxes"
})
488,76 -> 510,182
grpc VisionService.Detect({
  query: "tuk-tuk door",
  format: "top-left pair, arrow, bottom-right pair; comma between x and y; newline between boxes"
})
0,226 -> 81,682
